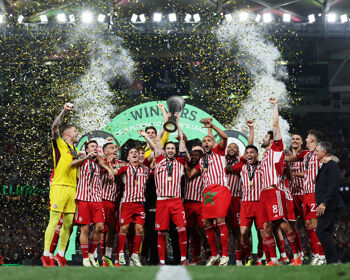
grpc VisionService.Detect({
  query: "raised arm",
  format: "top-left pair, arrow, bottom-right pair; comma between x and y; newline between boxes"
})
200,118 -> 228,150
270,97 -> 281,141
157,103 -> 168,122
207,118 -> 216,144
175,113 -> 186,154
70,150 -> 96,168
97,156 -> 114,180
155,128 -> 165,158
184,161 -> 200,179
51,103 -> 74,139
138,129 -> 155,151
246,120 -> 254,145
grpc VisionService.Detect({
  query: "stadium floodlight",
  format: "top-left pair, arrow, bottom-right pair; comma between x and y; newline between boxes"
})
0,14 -> 4,24
168,13 -> 177,22
69,14 -> 75,23
308,14 -> 315,23
153,12 -> 162,22
225,14 -> 232,21
40,15 -> 48,23
193,13 -> 200,22
131,13 -> 138,23
139,14 -> 146,23
340,14 -> 348,23
184,13 -> 192,22
262,13 -> 272,23
97,14 -> 106,23
255,14 -> 261,22
327,13 -> 336,23
283,13 -> 291,22
239,12 -> 248,22
81,11 -> 93,24
18,15 -> 24,23
57,13 -> 67,23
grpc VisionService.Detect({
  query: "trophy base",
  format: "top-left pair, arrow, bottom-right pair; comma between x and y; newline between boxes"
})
163,121 -> 177,133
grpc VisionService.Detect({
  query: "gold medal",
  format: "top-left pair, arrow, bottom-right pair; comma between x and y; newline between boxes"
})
249,180 -> 253,186
203,168 -> 208,173
168,176 -> 172,182
135,180 -> 138,186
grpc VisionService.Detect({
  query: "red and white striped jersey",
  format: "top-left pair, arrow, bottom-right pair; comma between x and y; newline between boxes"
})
227,158 -> 243,197
283,178 -> 293,201
240,162 -> 263,201
184,175 -> 203,202
101,159 -> 124,202
117,163 -> 150,203
261,139 -> 285,190
155,155 -> 186,197
288,153 -> 305,195
302,150 -> 319,194
76,159 -> 103,202
195,144 -> 228,190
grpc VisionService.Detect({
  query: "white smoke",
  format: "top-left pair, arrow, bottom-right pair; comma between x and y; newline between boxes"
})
216,11 -> 291,150
65,25 -> 135,134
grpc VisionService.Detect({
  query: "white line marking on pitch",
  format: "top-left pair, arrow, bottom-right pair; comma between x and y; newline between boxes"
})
155,265 -> 192,280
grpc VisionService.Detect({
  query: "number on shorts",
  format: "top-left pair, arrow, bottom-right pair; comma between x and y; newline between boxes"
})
141,211 -> 145,219
182,211 -> 186,221
272,205 -> 278,214
311,203 -> 317,212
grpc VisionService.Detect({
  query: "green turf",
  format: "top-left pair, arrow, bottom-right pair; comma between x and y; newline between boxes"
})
0,264 -> 349,280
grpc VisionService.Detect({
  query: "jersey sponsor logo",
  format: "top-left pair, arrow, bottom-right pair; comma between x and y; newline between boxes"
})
156,223 -> 160,229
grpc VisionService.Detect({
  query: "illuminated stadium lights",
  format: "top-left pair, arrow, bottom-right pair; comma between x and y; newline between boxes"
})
308,14 -> 315,23
153,12 -> 162,22
97,14 -> 106,23
239,12 -> 248,22
57,13 -> 67,23
262,13 -> 272,23
81,11 -> 93,24
18,15 -> 24,23
40,15 -> 48,23
131,14 -> 138,23
131,14 -> 146,23
193,13 -> 200,22
139,14 -> 146,23
340,14 -> 348,23
168,13 -> 177,22
69,14 -> 75,23
0,14 -> 5,24
225,14 -> 232,21
327,13 -> 337,23
283,13 -> 291,22
255,14 -> 261,22
184,14 -> 191,22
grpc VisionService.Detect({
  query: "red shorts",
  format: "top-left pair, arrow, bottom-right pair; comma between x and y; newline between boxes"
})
75,200 -> 105,225
226,196 -> 241,228
119,202 -> 145,226
155,197 -> 186,231
202,185 -> 231,219
292,194 -> 304,221
103,200 -> 117,227
260,188 -> 287,224
184,200 -> 203,228
57,214 -> 63,226
286,199 -> 296,222
303,193 -> 318,220
240,201 -> 264,229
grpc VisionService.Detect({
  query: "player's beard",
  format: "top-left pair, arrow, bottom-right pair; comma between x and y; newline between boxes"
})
261,141 -> 269,148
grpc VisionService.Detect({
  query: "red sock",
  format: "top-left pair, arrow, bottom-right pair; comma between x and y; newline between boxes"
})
295,231 -> 303,253
100,239 -> 105,257
89,240 -> 99,254
286,232 -> 299,255
205,226 -> 218,256
81,243 -> 89,259
277,239 -> 286,255
265,235 -> 277,259
241,240 -> 251,259
217,223 -> 229,257
262,240 -> 271,262
132,234 -> 143,254
305,227 -> 318,255
117,233 -> 127,257
178,227 -> 187,258
157,232 -> 166,263
49,229 -> 60,254
235,249 -> 243,261
314,228 -> 325,255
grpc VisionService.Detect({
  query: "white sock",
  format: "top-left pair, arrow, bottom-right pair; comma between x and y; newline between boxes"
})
160,260 -> 165,264
43,251 -> 50,257
236,260 -> 243,265
181,256 -> 186,262
257,257 -> 262,262
293,254 -> 299,259
318,255 -> 325,260
49,253 -> 54,258
132,253 -> 138,257
93,249 -> 98,258
105,247 -> 112,258
272,257 -> 278,264
58,250 -> 65,257
314,254 -> 320,258
115,260 -> 119,264
281,252 -> 287,258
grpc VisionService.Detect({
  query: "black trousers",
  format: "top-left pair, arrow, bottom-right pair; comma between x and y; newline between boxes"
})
316,209 -> 340,264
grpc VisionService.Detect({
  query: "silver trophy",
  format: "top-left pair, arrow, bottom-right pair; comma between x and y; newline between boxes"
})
163,96 -> 185,133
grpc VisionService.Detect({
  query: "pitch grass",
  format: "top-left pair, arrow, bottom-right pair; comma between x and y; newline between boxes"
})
0,264 -> 349,280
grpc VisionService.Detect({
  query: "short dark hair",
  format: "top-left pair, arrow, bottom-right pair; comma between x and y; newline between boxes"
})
135,145 -> 145,152
308,129 -> 323,143
245,145 -> 258,153
61,124 -> 76,134
145,126 -> 157,134
164,141 -> 177,151
102,142 -> 114,152
267,130 -> 274,141
191,149 -> 204,157
318,141 -> 332,155
291,132 -> 303,139
84,140 -> 98,151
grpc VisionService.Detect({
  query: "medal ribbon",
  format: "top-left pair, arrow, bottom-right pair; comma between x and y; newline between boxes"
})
89,159 -> 96,182
166,159 -> 174,178
64,140 -> 78,159
130,164 -> 139,183
247,164 -> 257,183
305,149 -> 315,170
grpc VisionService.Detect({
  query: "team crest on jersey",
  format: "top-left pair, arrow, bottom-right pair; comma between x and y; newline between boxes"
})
156,223 -> 160,228
79,217 -> 82,222
120,218 -> 124,223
